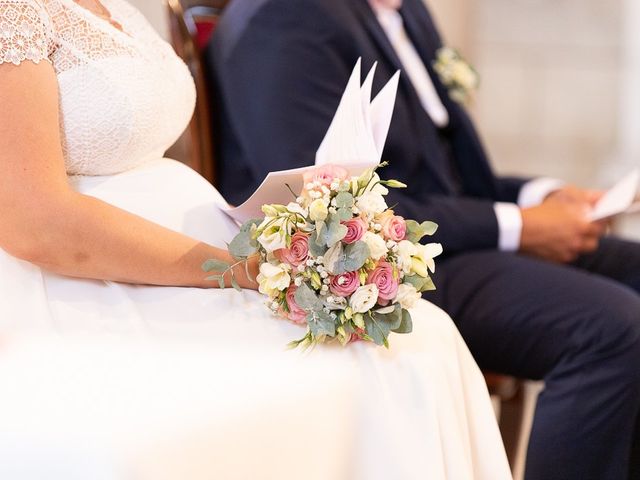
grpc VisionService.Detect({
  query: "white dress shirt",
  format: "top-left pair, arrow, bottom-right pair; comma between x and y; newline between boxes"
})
369,1 -> 562,250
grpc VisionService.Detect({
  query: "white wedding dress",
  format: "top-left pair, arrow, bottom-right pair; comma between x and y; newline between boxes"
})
0,1 -> 512,479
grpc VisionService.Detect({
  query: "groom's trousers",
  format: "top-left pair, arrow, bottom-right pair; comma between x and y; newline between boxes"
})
431,236 -> 640,480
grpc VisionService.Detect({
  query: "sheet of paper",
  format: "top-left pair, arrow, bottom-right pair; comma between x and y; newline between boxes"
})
221,163 -> 373,223
223,60 -> 400,224
589,169 -> 640,221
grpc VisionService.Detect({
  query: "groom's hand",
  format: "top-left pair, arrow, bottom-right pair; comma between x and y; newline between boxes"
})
519,195 -> 607,264
545,185 -> 604,207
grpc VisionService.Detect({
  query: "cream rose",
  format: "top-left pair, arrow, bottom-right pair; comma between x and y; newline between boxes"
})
362,231 -> 388,260
309,198 -> 329,222
349,284 -> 379,313
394,284 -> 421,309
356,191 -> 387,216
257,262 -> 291,296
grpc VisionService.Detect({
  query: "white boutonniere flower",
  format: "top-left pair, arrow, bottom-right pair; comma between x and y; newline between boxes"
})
433,47 -> 479,104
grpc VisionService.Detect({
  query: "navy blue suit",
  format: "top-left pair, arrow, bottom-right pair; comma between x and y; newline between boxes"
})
208,0 -> 640,478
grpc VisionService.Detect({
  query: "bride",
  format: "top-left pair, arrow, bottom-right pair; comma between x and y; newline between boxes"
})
0,0 -> 511,478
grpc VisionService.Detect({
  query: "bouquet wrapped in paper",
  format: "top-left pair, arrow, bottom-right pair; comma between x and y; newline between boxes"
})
205,61 -> 442,348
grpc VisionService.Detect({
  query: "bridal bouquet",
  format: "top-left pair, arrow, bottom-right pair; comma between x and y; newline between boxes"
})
212,163 -> 442,348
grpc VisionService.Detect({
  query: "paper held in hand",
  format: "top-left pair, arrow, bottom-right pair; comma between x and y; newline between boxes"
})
221,60 -> 400,223
589,169 -> 640,221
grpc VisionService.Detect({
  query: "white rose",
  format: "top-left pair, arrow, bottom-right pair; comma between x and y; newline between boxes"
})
309,198 -> 328,222
411,243 -> 443,278
356,191 -> 387,216
350,284 -> 379,313
394,284 -> 421,309
257,262 -> 291,296
396,240 -> 418,274
362,231 -> 388,260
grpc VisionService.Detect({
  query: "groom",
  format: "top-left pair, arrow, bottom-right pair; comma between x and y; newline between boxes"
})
207,0 -> 640,478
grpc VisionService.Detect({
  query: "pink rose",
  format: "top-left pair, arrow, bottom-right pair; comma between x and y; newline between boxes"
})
380,214 -> 407,242
303,164 -> 349,188
329,271 -> 360,297
366,261 -> 399,306
342,217 -> 368,244
285,286 -> 307,325
275,232 -> 309,267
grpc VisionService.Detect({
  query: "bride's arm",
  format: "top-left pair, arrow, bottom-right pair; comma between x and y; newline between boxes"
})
0,61 -> 257,289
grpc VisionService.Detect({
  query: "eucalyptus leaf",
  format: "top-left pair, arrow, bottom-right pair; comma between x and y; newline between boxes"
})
392,309 -> 413,334
294,282 -> 323,310
333,241 -> 370,274
405,220 -> 439,243
309,233 -> 328,257
322,214 -> 348,247
240,218 -> 263,234
336,207 -> 353,222
365,305 -> 403,346
307,310 -> 336,337
202,259 -> 231,273
228,231 -> 259,259
334,192 -> 354,209
231,274 -> 242,292
403,274 -> 436,293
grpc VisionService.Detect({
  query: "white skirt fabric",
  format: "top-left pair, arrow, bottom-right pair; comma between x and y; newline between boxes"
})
0,159 -> 512,480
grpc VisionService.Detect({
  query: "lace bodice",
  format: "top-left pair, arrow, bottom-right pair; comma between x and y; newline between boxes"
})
0,0 -> 195,175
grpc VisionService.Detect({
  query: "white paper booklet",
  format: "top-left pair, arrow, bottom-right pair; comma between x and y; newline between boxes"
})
589,169 -> 640,221
222,59 -> 400,223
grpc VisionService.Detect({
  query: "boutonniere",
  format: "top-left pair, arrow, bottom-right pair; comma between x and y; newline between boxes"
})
433,47 -> 480,104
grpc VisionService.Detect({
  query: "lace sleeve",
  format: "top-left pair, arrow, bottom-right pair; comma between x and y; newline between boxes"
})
0,0 -> 51,66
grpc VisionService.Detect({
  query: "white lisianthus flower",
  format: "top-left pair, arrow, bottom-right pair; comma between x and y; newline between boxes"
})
411,243 -> 443,278
257,262 -> 291,296
356,191 -> 387,216
362,231 -> 389,260
286,202 -> 307,217
350,284 -> 379,313
309,198 -> 328,222
365,173 -> 389,196
396,240 -> 417,274
394,283 -> 421,309
257,217 -> 289,251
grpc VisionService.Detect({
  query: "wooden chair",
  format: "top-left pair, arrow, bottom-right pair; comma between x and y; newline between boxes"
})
166,0 -> 230,184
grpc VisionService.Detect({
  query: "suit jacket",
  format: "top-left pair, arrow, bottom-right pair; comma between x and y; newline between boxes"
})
207,0 -> 528,254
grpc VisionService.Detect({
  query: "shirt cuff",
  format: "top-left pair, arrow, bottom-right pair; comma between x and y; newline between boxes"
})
518,177 -> 565,208
494,202 -> 523,252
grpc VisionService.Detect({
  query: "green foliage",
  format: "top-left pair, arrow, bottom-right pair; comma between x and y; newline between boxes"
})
315,213 -> 348,248
392,309 -> 413,334
364,305 -> 403,346
307,310 -> 336,337
334,192 -> 354,209
202,259 -> 231,273
228,219 -> 261,259
405,220 -> 438,243
403,275 -> 436,293
332,241 -> 370,274
294,282 -> 323,311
